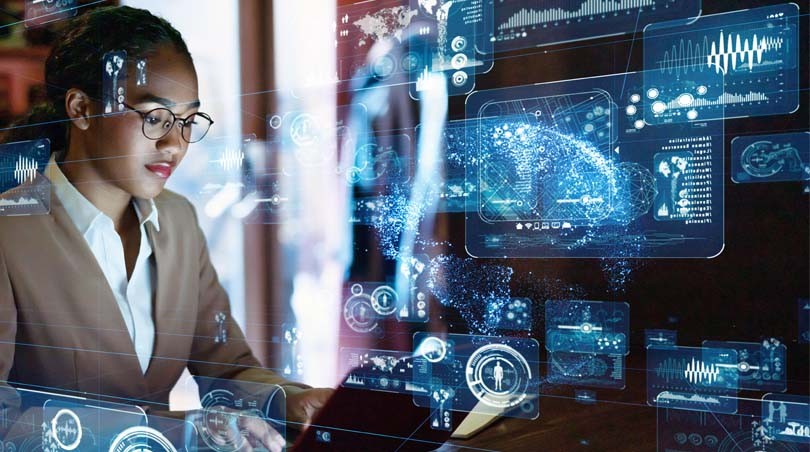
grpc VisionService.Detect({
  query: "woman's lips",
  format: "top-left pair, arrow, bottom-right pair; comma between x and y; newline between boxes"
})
145,162 -> 173,179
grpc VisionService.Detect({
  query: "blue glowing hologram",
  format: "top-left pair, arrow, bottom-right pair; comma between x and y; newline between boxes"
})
762,394 -> 810,445
644,3 -> 799,121
408,0 -> 494,98
192,376 -> 287,452
656,407 -> 799,452
703,339 -> 787,393
24,0 -> 78,28
341,348 -> 425,396
545,300 -> 628,389
429,384 -> 454,431
465,71 -> 725,258
653,151 -> 695,221
281,323 -> 303,379
336,0 -> 423,89
34,391 -> 148,452
731,132 -> 810,183
413,333 -> 540,419
497,297 -> 533,331
575,389 -> 596,405
645,329 -> 678,347
342,283 -> 383,335
102,50 -> 127,116
799,299 -> 810,344
0,139 -> 51,216
416,120 -> 479,213
344,134 -> 413,189
491,0 -> 701,51
545,300 -> 629,355
647,345 -> 739,414
548,351 -> 625,389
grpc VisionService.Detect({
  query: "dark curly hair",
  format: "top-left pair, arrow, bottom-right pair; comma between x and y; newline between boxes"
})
1,6 -> 193,152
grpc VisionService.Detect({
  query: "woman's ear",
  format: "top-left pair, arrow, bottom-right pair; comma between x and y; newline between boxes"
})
65,88 -> 92,131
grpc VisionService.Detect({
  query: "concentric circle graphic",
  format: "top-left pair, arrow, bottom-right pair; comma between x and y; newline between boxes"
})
465,343 -> 532,409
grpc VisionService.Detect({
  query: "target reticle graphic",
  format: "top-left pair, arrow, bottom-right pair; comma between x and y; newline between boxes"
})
465,343 -> 532,409
370,285 -> 398,316
199,389 -> 245,452
343,284 -> 379,333
108,426 -> 177,452
51,409 -> 82,451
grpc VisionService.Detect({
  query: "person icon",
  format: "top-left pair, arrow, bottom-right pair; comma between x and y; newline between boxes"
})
493,360 -> 504,391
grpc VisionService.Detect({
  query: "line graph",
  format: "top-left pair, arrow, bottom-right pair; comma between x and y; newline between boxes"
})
644,3 -> 799,119
657,31 -> 785,76
13,157 -> 38,185
213,147 -> 245,171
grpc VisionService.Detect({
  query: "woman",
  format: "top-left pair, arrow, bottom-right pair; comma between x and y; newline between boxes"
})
0,6 -> 329,450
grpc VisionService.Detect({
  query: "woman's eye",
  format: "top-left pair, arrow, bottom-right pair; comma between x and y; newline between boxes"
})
144,115 -> 162,125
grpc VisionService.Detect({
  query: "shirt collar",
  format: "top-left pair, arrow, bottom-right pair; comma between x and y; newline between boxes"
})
46,155 -> 160,235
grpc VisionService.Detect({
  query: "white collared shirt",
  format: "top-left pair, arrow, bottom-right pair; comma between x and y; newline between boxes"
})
47,156 -> 158,374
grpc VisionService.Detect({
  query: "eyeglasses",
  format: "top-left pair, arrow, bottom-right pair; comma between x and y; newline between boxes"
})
123,103 -> 214,143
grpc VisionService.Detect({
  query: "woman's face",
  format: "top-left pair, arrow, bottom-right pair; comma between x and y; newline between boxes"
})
85,45 -> 200,200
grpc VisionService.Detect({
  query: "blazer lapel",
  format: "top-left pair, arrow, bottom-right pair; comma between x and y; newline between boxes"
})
49,192 -> 147,393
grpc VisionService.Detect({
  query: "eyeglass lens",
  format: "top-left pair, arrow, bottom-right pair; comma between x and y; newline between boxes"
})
142,108 -> 212,143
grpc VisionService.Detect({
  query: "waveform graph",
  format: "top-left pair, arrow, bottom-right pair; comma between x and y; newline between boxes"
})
0,139 -> 51,217
647,345 -> 739,414
213,146 -> 246,171
491,0 -> 700,50
644,3 -> 799,120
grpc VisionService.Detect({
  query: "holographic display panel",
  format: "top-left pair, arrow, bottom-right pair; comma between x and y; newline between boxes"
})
546,300 -> 629,388
731,132 -> 810,183
0,139 -> 51,216
465,71 -> 725,258
647,345 -> 739,414
761,393 -> 809,445
413,333 -> 540,419
491,0 -> 701,51
644,3 -> 800,120
703,339 -> 787,393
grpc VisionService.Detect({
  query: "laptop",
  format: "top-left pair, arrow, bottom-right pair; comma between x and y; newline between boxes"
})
291,373 -> 466,451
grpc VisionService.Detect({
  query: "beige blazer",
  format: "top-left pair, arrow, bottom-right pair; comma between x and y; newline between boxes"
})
0,176 -> 294,428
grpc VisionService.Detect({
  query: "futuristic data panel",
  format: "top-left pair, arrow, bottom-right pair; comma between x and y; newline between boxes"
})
335,0 -> 492,96
656,407 -> 803,452
413,333 -> 540,419
193,376 -> 287,452
0,139 -> 51,216
37,393 -> 151,452
731,132 -> 810,183
644,3 -> 799,120
340,347 -> 427,396
408,0 -> 494,97
344,133 -> 413,189
416,120 -> 479,213
647,345 -> 739,414
546,300 -> 629,388
491,0 -> 701,51
25,0 -> 78,28
646,329 -> 678,347
761,394 -> 810,445
703,339 -> 787,393
465,71 -> 724,258
102,50 -> 127,115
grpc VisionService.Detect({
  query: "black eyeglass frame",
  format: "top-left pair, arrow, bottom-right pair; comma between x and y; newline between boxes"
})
122,102 -> 215,143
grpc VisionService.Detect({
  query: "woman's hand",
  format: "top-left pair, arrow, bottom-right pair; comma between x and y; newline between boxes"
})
236,409 -> 287,452
285,388 -> 334,430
